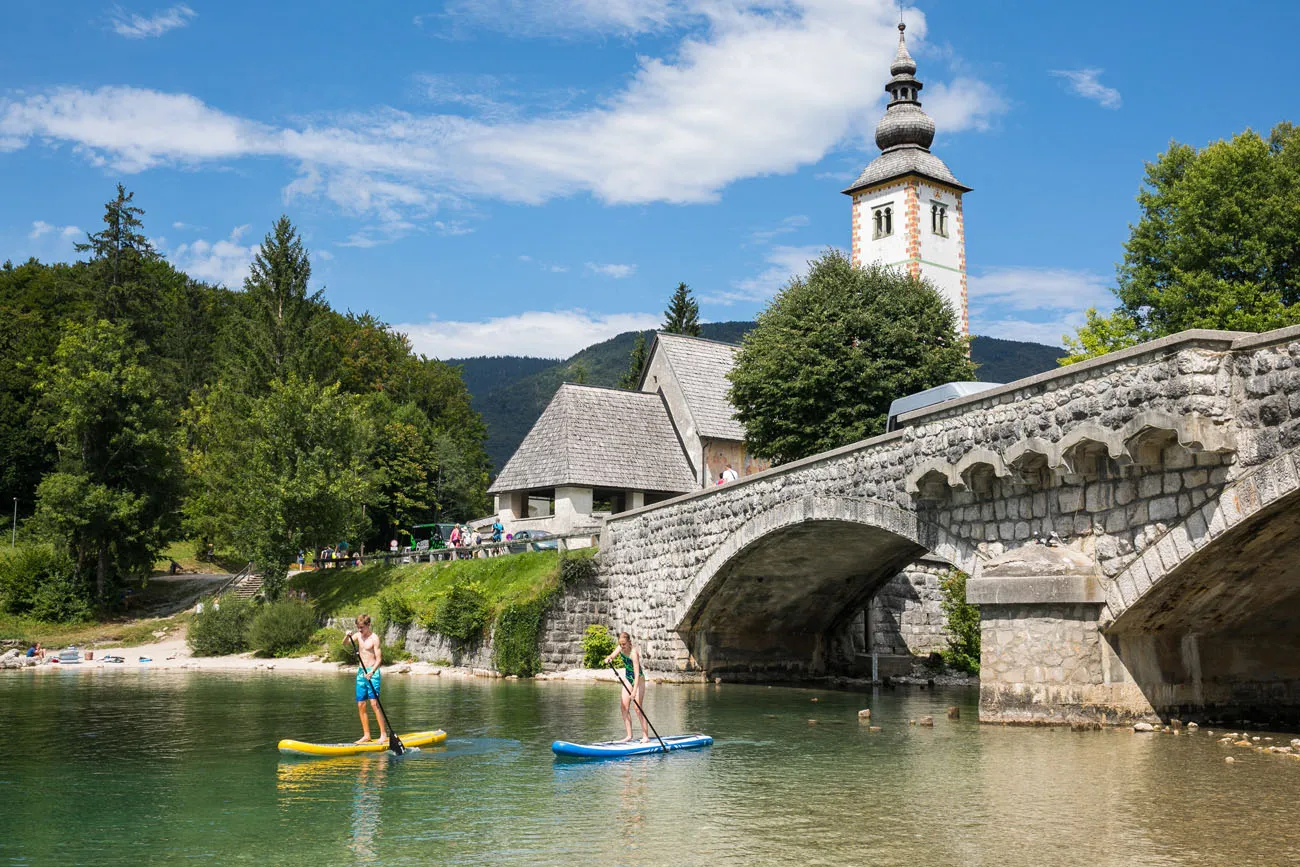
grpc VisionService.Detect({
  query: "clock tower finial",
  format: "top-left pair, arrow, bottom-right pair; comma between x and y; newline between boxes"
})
842,18 -> 971,335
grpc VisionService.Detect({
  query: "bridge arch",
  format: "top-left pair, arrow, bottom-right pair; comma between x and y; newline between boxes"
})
1101,449 -> 1300,721
670,495 -> 978,677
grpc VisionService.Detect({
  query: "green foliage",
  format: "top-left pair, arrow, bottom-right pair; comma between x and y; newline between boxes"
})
185,376 -> 374,598
248,598 -> 319,656
377,588 -> 415,628
559,551 -> 599,585
617,332 -> 649,389
1065,123 -> 1300,362
492,595 -> 551,677
0,544 -> 89,622
187,598 -> 255,656
938,569 -> 980,675
728,250 -> 975,463
434,581 -> 491,641
33,319 -> 183,600
582,624 -> 617,669
662,282 -> 702,337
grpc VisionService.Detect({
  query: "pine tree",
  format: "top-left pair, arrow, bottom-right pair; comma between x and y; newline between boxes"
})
662,282 -> 701,336
75,184 -> 163,333
226,216 -> 329,393
618,333 -> 648,389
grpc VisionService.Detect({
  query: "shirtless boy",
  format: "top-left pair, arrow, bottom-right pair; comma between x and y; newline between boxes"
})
345,614 -> 387,744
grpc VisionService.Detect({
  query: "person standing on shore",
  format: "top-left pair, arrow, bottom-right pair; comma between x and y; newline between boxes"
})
344,615 -> 387,745
602,632 -> 650,743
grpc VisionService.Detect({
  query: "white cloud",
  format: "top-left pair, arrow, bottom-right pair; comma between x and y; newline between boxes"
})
170,226 -> 259,288
29,220 -> 81,241
315,249 -> 335,261
395,309 -> 661,358
1049,68 -> 1121,110
750,214 -> 809,245
967,266 -> 1114,348
586,262 -> 636,278
433,220 -> 474,236
0,1 -> 1006,221
968,266 -> 1113,313
710,243 -> 826,305
109,4 -> 197,39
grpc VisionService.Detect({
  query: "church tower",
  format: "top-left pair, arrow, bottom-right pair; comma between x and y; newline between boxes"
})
844,22 -> 971,334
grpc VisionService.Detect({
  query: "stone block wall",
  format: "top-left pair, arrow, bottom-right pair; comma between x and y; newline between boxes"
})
538,571 -> 611,671
866,558 -> 950,657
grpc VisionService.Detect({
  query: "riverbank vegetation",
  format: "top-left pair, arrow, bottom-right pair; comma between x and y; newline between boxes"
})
0,186 -> 490,622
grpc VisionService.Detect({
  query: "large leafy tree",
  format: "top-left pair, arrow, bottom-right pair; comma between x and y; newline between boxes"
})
662,282 -> 701,336
728,250 -> 974,463
225,216 -> 331,392
1064,122 -> 1300,363
33,320 -> 182,600
185,376 -> 373,597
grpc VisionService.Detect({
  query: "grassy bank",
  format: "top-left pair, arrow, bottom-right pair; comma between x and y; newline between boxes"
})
290,549 -> 597,675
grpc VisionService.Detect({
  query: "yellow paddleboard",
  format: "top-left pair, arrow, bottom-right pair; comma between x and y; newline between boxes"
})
278,730 -> 446,756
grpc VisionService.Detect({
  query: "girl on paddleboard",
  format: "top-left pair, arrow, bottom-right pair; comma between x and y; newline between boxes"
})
603,632 -> 651,742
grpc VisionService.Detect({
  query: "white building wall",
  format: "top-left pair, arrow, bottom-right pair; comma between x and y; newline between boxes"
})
915,181 -> 966,330
851,180 -> 909,268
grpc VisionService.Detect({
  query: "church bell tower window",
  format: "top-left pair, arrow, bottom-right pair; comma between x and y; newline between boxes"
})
930,203 -> 948,237
873,205 -> 893,239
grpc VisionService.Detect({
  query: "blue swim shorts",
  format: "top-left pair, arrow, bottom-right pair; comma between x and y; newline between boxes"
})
355,666 -> 381,702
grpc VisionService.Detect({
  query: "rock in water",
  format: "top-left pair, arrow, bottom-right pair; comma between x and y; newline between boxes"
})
1133,722 -> 1155,732
919,716 -> 934,727
858,709 -> 871,720
947,706 -> 960,719
1225,757 -> 1236,764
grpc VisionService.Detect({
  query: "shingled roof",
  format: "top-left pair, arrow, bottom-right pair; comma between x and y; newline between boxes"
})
488,384 -> 697,495
644,333 -> 746,441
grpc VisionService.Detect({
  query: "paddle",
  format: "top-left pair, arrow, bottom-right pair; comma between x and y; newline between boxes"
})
609,663 -> 667,753
345,634 -> 405,756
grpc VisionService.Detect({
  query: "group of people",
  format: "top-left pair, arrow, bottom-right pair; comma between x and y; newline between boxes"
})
714,463 -> 740,486
343,613 -> 653,744
441,519 -> 507,559
316,545 -> 362,569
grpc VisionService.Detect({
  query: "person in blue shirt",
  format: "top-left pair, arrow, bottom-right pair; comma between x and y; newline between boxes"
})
491,519 -> 504,555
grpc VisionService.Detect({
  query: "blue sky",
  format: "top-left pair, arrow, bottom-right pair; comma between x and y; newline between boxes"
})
3,1 -> 1297,357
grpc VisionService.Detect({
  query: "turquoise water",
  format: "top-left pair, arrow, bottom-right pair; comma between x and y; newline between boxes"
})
2,669 -> 1299,865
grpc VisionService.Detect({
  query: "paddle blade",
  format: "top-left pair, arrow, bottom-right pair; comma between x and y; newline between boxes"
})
389,733 -> 405,755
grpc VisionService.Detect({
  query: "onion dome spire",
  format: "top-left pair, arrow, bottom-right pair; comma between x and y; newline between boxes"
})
874,22 -> 935,152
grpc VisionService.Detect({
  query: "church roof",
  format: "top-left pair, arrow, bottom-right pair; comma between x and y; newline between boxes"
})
643,332 -> 747,441
844,146 -> 971,194
487,383 -> 697,495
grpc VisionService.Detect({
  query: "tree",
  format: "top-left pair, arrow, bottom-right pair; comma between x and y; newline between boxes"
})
617,332 -> 648,389
1064,123 -> 1300,363
32,320 -> 182,600
75,184 -> 160,323
728,250 -> 974,463
185,376 -> 374,597
662,282 -> 701,336
224,216 -> 330,393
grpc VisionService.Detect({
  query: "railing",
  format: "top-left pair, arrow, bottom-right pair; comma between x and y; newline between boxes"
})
211,561 -> 256,597
308,530 -> 600,571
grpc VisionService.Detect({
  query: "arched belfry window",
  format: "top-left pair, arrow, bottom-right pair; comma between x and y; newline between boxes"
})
931,203 -> 948,237
872,204 -> 894,239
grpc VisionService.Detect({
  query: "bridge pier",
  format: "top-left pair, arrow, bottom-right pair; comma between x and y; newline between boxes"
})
968,545 -> 1158,725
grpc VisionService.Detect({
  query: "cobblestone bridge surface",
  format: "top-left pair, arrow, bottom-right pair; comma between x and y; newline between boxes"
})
593,325 -> 1300,725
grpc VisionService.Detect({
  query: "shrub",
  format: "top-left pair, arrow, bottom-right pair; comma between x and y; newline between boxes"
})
493,596 -> 548,677
433,581 -> 490,641
559,553 -> 599,585
378,589 -> 415,628
939,569 -> 980,675
581,624 -> 617,669
0,545 -> 85,619
187,598 -> 255,656
248,599 -> 318,656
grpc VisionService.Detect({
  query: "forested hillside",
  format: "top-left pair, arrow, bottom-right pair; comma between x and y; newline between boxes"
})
454,327 -> 1063,471
0,186 -> 489,611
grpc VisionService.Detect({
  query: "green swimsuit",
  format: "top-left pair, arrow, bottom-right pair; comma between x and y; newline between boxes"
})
619,651 -> 636,683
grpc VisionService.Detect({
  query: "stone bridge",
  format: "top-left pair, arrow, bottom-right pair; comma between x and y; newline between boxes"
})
597,325 -> 1300,726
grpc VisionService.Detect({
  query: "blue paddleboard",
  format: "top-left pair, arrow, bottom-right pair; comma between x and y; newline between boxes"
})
551,733 -> 712,758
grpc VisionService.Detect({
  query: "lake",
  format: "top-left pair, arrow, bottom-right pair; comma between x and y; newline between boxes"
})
2,669 -> 1298,865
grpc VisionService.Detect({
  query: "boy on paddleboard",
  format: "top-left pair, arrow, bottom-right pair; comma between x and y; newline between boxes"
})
344,614 -> 387,745
603,632 -> 651,743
